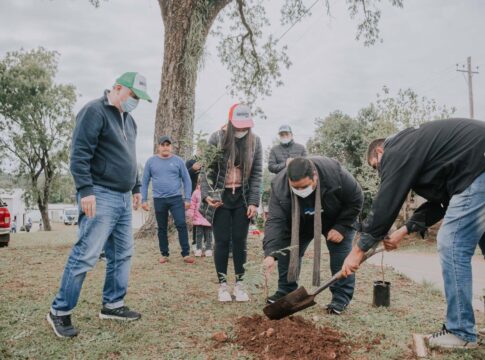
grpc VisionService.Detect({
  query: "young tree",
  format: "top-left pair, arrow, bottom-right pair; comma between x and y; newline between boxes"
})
0,48 -> 76,231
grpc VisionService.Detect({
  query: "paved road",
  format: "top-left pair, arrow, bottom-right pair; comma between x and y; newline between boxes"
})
367,252 -> 485,313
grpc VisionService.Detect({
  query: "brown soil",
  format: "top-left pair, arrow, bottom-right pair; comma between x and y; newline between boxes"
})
232,315 -> 351,360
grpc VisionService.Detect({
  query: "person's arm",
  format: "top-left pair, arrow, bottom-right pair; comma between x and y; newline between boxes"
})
247,137 -> 263,206
263,184 -> 291,259
268,147 -> 285,174
70,106 -> 104,197
179,158 -> 192,202
357,151 -> 422,251
332,166 -> 364,235
405,201 -> 446,236
141,159 -> 151,203
201,132 -> 220,201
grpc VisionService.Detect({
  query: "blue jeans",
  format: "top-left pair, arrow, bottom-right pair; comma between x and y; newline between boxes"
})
154,196 -> 189,257
277,228 -> 356,306
51,185 -> 133,315
437,172 -> 485,342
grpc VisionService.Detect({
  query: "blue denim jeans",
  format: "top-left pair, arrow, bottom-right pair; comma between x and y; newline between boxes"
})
51,185 -> 134,315
154,196 -> 190,257
437,172 -> 485,342
277,227 -> 356,306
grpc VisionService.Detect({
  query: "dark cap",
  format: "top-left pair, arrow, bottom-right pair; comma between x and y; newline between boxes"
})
158,135 -> 172,144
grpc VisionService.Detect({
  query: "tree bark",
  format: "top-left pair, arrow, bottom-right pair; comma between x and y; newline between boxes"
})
136,0 -> 229,239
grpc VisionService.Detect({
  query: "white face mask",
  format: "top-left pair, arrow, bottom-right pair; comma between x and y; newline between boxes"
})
291,184 -> 314,198
234,130 -> 248,139
280,137 -> 291,145
120,96 -> 139,113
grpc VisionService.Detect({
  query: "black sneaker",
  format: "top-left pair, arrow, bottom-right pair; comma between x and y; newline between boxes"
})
99,306 -> 141,321
325,302 -> 348,315
46,312 -> 79,338
266,291 -> 287,304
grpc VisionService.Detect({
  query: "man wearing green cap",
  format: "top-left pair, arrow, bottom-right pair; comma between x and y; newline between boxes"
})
47,72 -> 151,338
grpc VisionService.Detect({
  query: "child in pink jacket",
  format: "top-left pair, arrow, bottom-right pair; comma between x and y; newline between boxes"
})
186,185 -> 213,257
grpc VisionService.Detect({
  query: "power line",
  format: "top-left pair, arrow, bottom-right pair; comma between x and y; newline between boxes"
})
195,0 -> 323,122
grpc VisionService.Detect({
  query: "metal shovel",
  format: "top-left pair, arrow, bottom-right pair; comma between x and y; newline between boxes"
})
263,246 -> 385,320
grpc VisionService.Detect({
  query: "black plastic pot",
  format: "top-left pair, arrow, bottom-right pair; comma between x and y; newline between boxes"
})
373,281 -> 391,307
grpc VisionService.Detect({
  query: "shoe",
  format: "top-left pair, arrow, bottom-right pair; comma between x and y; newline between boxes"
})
427,325 -> 477,349
233,281 -> 250,302
218,283 -> 232,302
192,244 -> 197,252
159,256 -> 168,264
266,291 -> 287,304
194,249 -> 203,257
183,256 -> 196,264
325,302 -> 348,315
228,251 -> 233,258
204,250 -> 213,257
99,306 -> 141,321
46,312 -> 79,338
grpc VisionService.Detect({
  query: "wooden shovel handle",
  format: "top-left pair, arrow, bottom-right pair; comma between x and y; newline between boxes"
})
311,246 -> 385,297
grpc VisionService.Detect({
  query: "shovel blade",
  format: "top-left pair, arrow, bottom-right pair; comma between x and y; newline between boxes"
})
263,287 -> 317,320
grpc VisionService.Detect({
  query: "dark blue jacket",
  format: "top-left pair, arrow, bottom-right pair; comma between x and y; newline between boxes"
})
70,91 -> 140,197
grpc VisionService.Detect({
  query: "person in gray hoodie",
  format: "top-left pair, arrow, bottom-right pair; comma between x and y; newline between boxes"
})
268,125 -> 307,174
47,72 -> 151,338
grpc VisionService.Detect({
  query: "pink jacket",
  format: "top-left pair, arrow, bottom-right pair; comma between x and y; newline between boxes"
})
186,188 -> 211,227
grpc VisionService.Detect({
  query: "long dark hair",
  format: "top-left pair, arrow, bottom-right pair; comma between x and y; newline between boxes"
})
222,121 -> 255,179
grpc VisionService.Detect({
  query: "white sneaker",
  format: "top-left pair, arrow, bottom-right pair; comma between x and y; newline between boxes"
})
427,326 -> 478,349
204,250 -> 213,257
218,283 -> 232,302
194,249 -> 203,257
233,281 -> 250,302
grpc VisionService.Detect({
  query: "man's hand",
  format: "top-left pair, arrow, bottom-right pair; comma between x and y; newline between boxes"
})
206,196 -> 223,208
327,229 -> 344,243
185,201 -> 191,210
341,246 -> 366,277
132,193 -> 142,210
286,158 -> 293,166
192,162 -> 202,171
263,256 -> 276,276
81,195 -> 96,218
383,226 -> 408,251
141,202 -> 150,211
247,205 -> 258,218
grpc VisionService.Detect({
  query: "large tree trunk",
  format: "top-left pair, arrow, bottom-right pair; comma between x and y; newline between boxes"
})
136,0 -> 228,239
38,202 -> 51,231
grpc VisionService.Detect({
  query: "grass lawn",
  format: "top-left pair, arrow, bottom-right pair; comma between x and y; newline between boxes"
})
1,225 -> 484,359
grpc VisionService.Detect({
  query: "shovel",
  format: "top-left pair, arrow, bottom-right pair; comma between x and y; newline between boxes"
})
263,246 -> 385,320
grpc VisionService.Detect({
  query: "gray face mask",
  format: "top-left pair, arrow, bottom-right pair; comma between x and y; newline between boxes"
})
120,96 -> 139,113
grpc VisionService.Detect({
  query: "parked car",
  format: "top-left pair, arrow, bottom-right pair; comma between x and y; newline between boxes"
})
63,207 -> 78,225
0,198 -> 11,247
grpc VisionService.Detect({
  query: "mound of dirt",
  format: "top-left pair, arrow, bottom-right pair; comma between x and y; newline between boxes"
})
233,315 -> 351,360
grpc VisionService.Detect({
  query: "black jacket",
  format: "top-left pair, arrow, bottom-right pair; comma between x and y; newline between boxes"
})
268,140 -> 307,174
185,158 -> 200,194
201,130 -> 263,207
358,118 -> 485,251
70,91 -> 140,197
263,156 -> 363,257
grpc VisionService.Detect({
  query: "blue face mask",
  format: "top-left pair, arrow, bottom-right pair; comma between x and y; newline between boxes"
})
120,96 -> 139,113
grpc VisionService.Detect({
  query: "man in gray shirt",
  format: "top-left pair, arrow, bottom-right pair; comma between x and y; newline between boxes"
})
268,125 -> 307,174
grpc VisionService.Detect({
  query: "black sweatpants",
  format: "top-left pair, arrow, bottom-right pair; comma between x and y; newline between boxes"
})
212,205 -> 250,283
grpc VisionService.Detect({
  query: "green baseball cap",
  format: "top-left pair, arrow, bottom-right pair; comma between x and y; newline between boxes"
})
115,72 -> 152,102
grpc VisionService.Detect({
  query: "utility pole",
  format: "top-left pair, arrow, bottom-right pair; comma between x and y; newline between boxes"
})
456,56 -> 479,119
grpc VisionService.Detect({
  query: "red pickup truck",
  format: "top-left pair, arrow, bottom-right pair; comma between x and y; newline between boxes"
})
0,198 -> 11,247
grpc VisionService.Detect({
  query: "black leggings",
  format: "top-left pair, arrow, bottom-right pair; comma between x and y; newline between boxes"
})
212,205 -> 250,283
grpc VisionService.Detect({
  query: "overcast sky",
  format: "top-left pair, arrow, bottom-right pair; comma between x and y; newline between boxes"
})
1,0 -> 484,165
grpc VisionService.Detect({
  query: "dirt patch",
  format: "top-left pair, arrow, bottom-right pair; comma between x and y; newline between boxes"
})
232,315 -> 351,360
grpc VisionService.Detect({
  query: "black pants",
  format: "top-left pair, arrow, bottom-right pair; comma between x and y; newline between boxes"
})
479,232 -> 485,256
212,205 -> 250,283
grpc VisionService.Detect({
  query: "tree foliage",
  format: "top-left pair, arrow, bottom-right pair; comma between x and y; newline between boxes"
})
0,48 -> 76,230
307,87 -> 455,218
